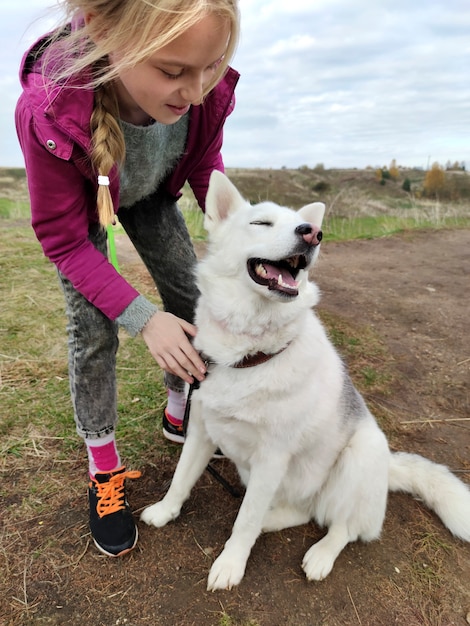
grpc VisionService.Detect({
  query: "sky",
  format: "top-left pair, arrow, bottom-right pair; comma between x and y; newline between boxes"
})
2,0 -> 470,170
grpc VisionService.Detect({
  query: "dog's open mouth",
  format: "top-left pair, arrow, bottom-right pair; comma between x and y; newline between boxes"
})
247,255 -> 308,296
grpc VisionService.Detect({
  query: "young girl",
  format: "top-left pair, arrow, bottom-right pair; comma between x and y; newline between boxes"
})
16,0 -> 240,557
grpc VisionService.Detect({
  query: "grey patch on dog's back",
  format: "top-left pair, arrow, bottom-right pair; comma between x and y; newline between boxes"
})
340,372 -> 369,423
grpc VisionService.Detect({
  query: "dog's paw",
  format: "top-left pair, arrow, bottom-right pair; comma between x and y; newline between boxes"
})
140,501 -> 178,528
207,553 -> 246,591
301,543 -> 336,581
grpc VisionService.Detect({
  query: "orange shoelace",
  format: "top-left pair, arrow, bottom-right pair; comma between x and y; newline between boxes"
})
92,469 -> 142,518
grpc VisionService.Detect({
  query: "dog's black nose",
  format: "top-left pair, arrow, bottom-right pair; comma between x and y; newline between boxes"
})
296,223 -> 323,246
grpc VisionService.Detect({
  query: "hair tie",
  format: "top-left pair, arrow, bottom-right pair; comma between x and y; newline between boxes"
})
98,175 -> 110,186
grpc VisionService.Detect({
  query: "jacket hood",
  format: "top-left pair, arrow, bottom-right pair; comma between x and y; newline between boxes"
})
19,31 -> 95,157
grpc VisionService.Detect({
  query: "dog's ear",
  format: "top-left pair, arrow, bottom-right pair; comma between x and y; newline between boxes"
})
298,202 -> 325,229
204,171 -> 245,231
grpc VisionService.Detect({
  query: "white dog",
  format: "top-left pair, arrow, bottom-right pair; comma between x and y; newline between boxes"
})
141,171 -> 470,591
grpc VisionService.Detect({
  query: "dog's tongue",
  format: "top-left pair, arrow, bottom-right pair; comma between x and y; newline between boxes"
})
263,263 -> 297,289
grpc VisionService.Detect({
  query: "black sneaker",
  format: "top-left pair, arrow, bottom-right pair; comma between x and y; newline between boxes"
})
162,408 -> 185,444
162,409 -> 224,458
88,466 -> 141,557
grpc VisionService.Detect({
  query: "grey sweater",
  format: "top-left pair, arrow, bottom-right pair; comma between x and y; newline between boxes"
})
116,116 -> 188,336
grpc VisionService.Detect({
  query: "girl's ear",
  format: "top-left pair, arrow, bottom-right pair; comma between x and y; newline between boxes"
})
84,12 -> 94,26
84,12 -> 105,44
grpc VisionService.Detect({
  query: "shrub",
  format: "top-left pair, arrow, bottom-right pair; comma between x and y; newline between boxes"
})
424,162 -> 446,198
312,180 -> 330,193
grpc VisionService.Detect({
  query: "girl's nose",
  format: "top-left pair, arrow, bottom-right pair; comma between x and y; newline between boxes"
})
180,74 -> 204,104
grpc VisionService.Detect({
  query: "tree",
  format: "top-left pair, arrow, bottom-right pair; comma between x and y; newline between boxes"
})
424,162 -> 446,198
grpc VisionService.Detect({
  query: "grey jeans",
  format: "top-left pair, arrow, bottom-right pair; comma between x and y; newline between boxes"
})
58,189 -> 199,439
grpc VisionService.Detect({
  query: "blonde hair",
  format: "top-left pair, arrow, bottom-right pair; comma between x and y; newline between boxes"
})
44,0 -> 240,227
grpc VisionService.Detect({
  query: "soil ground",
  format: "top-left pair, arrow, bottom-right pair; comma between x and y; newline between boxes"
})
3,227 -> 470,625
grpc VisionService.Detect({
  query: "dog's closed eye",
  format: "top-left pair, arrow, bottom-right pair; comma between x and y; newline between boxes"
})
250,220 -> 273,227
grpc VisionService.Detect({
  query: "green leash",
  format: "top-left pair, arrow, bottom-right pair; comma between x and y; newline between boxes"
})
107,224 -> 120,273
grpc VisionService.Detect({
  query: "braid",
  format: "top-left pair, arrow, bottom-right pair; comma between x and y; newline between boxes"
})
90,83 -> 125,227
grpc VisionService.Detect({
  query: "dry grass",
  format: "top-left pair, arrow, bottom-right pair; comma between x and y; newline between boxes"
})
379,517 -> 463,626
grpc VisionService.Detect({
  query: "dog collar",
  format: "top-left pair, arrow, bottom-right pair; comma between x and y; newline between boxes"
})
232,344 -> 290,368
200,343 -> 290,371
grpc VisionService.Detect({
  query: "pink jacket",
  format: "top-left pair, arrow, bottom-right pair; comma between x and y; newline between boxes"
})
15,34 -> 239,320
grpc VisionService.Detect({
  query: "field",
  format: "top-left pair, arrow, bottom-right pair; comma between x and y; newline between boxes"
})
1,166 -> 469,625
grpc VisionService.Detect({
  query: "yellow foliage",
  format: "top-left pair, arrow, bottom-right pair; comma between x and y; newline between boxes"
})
424,162 -> 446,197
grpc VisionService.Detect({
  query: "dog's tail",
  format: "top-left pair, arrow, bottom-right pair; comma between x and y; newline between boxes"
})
389,451 -> 470,541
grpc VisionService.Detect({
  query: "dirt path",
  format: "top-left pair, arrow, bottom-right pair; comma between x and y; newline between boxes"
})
105,228 -> 470,626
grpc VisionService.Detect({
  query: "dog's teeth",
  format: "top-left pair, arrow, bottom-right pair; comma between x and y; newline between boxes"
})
256,264 -> 267,277
278,274 -> 283,285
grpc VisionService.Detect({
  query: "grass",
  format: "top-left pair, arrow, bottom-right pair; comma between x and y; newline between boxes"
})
324,213 -> 470,241
390,526 -> 457,626
0,197 -> 30,219
318,310 -> 394,394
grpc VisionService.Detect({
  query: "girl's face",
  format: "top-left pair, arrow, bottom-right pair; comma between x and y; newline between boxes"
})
110,13 -> 230,126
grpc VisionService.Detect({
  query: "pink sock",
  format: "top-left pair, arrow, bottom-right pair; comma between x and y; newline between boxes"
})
166,389 -> 186,423
86,433 -> 121,478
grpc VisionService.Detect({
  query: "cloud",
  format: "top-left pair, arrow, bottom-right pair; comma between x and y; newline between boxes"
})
2,0 -> 470,170
222,0 -> 470,168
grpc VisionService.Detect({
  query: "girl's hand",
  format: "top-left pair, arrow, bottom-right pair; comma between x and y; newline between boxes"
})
141,311 -> 206,384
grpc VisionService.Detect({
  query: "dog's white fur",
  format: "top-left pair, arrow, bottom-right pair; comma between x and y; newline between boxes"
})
141,171 -> 470,591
